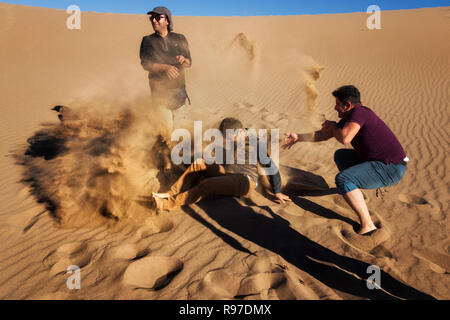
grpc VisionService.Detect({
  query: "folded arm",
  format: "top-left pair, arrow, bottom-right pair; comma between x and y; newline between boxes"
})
139,37 -> 184,79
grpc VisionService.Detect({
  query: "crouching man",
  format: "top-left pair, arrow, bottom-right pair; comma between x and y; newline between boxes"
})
283,85 -> 409,235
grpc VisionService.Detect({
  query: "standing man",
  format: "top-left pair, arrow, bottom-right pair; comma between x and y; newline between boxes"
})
283,85 -> 409,236
140,6 -> 192,170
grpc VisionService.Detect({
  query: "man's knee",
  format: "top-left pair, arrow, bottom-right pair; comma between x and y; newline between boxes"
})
335,172 -> 345,189
335,172 -> 358,195
334,149 -> 349,165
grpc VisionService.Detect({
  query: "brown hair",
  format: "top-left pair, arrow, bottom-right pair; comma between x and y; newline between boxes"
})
218,118 -> 244,135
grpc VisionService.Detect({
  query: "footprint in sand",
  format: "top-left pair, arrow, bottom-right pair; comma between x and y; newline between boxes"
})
136,216 -> 174,239
398,194 -> 439,214
236,272 -> 287,299
398,194 -> 428,205
262,113 -> 289,123
234,102 -> 259,114
43,241 -> 96,276
188,252 -> 314,299
413,249 -> 450,274
122,256 -> 183,290
187,269 -> 243,299
237,253 -> 311,299
333,222 -> 391,256
101,243 -> 150,261
243,251 -> 287,274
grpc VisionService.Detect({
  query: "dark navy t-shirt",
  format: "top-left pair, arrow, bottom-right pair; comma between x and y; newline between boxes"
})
338,105 -> 406,165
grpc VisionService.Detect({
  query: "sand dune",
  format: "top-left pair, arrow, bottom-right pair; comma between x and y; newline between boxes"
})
0,3 -> 449,299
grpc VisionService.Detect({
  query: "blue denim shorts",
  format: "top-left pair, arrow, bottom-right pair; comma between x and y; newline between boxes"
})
334,149 -> 407,195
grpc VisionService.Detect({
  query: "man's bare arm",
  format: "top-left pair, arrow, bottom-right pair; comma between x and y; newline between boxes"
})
298,129 -> 334,142
322,121 -> 361,145
282,129 -> 333,150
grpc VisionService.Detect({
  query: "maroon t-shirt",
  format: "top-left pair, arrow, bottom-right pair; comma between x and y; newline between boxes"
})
337,105 -> 406,165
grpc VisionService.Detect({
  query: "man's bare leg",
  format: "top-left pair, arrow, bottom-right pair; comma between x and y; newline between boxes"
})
153,192 -> 170,199
161,144 -> 172,171
151,193 -> 168,211
343,188 -> 377,234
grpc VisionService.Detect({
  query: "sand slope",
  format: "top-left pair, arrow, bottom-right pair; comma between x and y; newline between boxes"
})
0,3 -> 449,299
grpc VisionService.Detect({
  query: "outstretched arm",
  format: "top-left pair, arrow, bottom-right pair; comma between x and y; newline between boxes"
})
282,128 -> 333,150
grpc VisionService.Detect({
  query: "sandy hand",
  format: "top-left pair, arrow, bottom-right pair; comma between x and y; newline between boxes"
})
282,133 -> 299,150
275,193 -> 292,204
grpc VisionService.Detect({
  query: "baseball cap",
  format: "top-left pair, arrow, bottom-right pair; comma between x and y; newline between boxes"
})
147,6 -> 173,31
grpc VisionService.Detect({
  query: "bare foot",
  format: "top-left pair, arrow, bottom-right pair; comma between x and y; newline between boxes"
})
152,192 -> 170,199
358,225 -> 377,235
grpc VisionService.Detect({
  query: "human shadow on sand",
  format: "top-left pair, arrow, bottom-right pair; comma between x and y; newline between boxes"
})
182,197 -> 435,300
269,165 -> 359,230
293,197 -> 360,232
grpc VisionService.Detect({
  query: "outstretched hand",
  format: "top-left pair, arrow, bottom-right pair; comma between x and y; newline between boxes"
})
275,193 -> 292,204
282,133 -> 299,150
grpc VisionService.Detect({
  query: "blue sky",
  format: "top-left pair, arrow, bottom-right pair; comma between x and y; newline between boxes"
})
1,0 -> 449,16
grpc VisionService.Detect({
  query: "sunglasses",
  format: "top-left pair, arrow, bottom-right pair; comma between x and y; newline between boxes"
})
149,14 -> 166,22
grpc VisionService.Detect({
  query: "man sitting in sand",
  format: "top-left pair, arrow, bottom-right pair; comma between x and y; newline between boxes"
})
283,85 -> 409,236
151,118 -> 291,210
